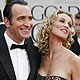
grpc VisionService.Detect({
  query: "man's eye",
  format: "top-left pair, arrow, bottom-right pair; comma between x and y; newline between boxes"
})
28,16 -> 32,21
17,16 -> 25,20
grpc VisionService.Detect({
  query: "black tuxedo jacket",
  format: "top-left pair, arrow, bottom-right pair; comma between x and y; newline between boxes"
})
70,34 -> 80,56
0,24 -> 6,34
0,33 -> 41,80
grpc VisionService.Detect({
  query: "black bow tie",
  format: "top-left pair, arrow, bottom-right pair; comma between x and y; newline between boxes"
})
10,44 -> 27,50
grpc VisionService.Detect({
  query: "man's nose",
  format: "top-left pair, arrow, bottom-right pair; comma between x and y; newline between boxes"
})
76,25 -> 80,30
24,19 -> 31,26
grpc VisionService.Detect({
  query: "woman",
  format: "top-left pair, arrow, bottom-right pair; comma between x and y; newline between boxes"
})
35,9 -> 80,80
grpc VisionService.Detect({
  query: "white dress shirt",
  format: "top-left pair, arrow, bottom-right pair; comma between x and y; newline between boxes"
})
4,32 -> 30,80
77,37 -> 80,45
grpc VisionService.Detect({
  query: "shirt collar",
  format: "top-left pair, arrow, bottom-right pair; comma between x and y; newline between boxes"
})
4,31 -> 25,49
77,37 -> 80,45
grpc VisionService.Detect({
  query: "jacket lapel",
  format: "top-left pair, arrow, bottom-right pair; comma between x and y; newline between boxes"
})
25,38 -> 37,80
0,34 -> 16,80
27,48 -> 36,80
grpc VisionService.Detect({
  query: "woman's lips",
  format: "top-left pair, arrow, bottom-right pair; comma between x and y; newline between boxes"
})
60,29 -> 67,34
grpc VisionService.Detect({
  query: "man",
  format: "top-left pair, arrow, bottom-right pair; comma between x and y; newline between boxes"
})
0,24 -> 6,34
0,10 -> 3,22
70,11 -> 80,56
0,9 -> 6,34
0,1 -> 40,80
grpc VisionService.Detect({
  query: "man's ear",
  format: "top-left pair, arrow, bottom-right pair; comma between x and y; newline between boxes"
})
3,17 -> 10,28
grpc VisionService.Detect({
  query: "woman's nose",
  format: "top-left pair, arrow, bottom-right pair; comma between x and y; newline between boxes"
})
64,23 -> 69,29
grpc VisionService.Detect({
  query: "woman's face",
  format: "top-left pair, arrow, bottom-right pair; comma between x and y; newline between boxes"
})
51,13 -> 72,40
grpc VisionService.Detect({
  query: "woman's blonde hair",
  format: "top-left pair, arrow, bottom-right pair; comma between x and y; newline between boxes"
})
36,9 -> 74,55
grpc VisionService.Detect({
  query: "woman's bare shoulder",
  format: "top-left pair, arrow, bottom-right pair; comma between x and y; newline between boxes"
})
67,49 -> 80,66
67,50 -> 80,79
64,49 -> 80,64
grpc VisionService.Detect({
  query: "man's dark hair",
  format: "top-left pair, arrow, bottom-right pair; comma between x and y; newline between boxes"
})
75,11 -> 80,19
3,0 -> 28,24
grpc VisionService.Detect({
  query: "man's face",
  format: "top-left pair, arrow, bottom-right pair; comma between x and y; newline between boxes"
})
5,4 -> 33,43
75,19 -> 80,38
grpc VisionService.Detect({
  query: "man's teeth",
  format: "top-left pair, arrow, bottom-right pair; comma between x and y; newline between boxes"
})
22,29 -> 29,31
20,26 -> 30,31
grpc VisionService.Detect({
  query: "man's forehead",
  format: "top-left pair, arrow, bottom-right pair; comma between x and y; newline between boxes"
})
11,4 -> 31,16
75,19 -> 80,23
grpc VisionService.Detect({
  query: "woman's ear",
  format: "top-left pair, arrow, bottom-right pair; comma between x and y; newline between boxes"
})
3,17 -> 10,28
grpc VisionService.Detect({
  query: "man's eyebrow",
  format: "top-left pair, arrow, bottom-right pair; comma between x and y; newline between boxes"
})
16,16 -> 26,20
17,16 -> 25,18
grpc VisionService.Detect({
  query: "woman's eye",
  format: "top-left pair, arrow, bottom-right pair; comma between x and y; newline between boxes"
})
68,23 -> 72,28
59,20 -> 64,23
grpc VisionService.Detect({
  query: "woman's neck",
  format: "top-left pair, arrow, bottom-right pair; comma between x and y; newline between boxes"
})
49,33 -> 64,57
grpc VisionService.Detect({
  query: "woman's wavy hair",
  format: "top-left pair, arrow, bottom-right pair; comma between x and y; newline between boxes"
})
36,9 -> 74,55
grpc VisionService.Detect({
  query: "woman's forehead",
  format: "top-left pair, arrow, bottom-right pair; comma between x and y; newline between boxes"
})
57,13 -> 72,21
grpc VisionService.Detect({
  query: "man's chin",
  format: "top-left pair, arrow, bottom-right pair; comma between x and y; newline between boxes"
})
24,35 -> 30,39
76,34 -> 80,38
